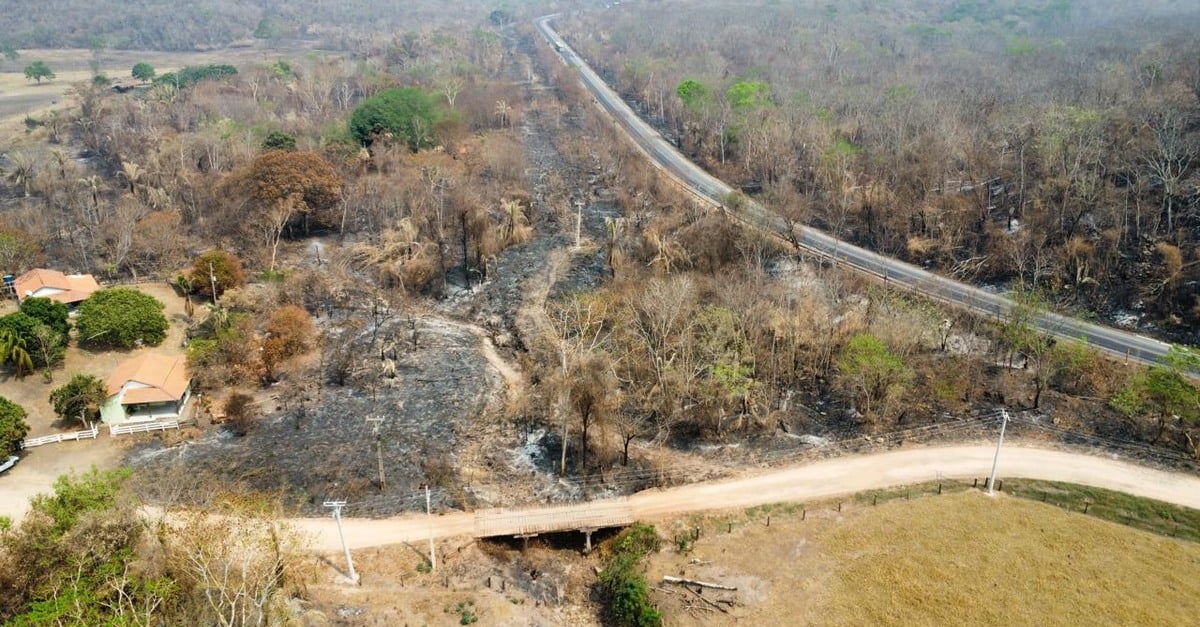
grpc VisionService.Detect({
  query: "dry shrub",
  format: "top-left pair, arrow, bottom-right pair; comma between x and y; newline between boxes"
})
158,508 -> 311,626
223,392 -> 257,436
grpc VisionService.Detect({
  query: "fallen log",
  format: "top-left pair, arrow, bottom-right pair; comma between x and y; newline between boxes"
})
662,575 -> 737,591
684,586 -> 730,614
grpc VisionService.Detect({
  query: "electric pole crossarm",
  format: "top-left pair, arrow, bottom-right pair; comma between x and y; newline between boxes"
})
322,500 -> 358,582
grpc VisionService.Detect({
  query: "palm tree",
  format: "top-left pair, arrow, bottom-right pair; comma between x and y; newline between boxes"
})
0,328 -> 34,378
494,100 -> 512,128
3,152 -> 37,197
119,161 -> 144,196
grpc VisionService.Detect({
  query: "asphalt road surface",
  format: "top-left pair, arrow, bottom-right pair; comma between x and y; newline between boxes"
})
534,16 -> 1181,368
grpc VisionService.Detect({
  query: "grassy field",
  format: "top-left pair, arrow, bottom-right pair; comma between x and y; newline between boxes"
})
1003,478 -> 1200,542
647,488 -> 1200,626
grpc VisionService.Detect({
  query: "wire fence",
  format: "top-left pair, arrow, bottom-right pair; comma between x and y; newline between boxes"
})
325,408 -> 1199,519
330,413 -> 1005,517
1004,412 -> 1199,471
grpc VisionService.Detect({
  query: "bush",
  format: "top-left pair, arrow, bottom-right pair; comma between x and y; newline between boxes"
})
0,396 -> 29,456
599,523 -> 662,627
348,86 -> 443,150
153,64 -> 236,89
262,130 -> 297,151
188,250 -> 245,299
223,392 -> 256,436
262,305 -> 314,378
75,288 -> 168,349
49,374 -> 106,425
131,62 -> 155,81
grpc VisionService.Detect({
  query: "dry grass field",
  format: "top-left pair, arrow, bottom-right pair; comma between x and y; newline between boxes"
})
647,489 -> 1200,626
0,45 -> 314,135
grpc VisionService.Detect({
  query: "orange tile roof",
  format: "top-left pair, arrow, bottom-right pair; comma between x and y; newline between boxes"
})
105,353 -> 191,405
12,269 -> 101,304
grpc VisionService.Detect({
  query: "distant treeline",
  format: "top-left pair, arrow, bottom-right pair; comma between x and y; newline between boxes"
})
0,0 -> 520,51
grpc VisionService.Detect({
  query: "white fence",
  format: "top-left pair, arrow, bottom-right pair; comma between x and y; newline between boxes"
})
109,420 -> 179,437
21,425 -> 100,449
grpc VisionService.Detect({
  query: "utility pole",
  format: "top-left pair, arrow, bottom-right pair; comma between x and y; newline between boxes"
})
987,409 -> 1009,496
208,262 -> 218,303
422,484 -> 436,571
366,416 -> 385,489
559,346 -> 569,477
322,500 -> 358,582
574,200 -> 583,249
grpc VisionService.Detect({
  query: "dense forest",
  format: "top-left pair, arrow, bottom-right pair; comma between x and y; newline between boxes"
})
559,0 -> 1200,341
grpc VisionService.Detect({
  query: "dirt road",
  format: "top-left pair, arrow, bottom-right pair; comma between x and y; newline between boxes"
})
292,444 -> 1200,552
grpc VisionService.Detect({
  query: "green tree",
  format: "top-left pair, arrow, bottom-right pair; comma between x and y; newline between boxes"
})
0,467 -> 170,625
725,80 -> 770,111
153,64 -> 236,89
349,86 -> 442,149
253,17 -> 281,40
22,60 -> 54,84
675,78 -> 710,111
131,62 -> 155,82
0,396 -> 29,455
0,42 -> 18,62
261,130 -> 297,151
75,288 -> 168,349
18,297 -> 69,346
0,327 -> 33,378
1111,346 -> 1200,445
49,375 -> 107,426
187,250 -> 245,300
837,333 -> 914,418
0,313 -> 56,374
696,306 -> 756,419
999,291 -> 1057,409
488,9 -> 514,26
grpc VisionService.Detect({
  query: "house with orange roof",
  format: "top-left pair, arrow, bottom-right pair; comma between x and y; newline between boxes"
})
99,353 -> 193,424
12,268 -> 101,305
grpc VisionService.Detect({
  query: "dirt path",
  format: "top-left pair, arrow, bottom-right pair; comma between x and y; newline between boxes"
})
291,444 -> 1200,552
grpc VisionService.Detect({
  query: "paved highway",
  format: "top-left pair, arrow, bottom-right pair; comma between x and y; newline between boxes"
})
534,16 -> 1181,367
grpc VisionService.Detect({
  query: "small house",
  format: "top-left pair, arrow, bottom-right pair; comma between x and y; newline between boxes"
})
100,354 -> 192,424
12,269 -> 101,305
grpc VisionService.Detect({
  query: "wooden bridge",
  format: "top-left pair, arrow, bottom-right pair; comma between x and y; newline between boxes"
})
473,498 -> 634,551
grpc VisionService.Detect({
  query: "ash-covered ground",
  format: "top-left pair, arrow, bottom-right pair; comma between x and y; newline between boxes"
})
127,33 -> 614,517
128,316 -> 498,517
